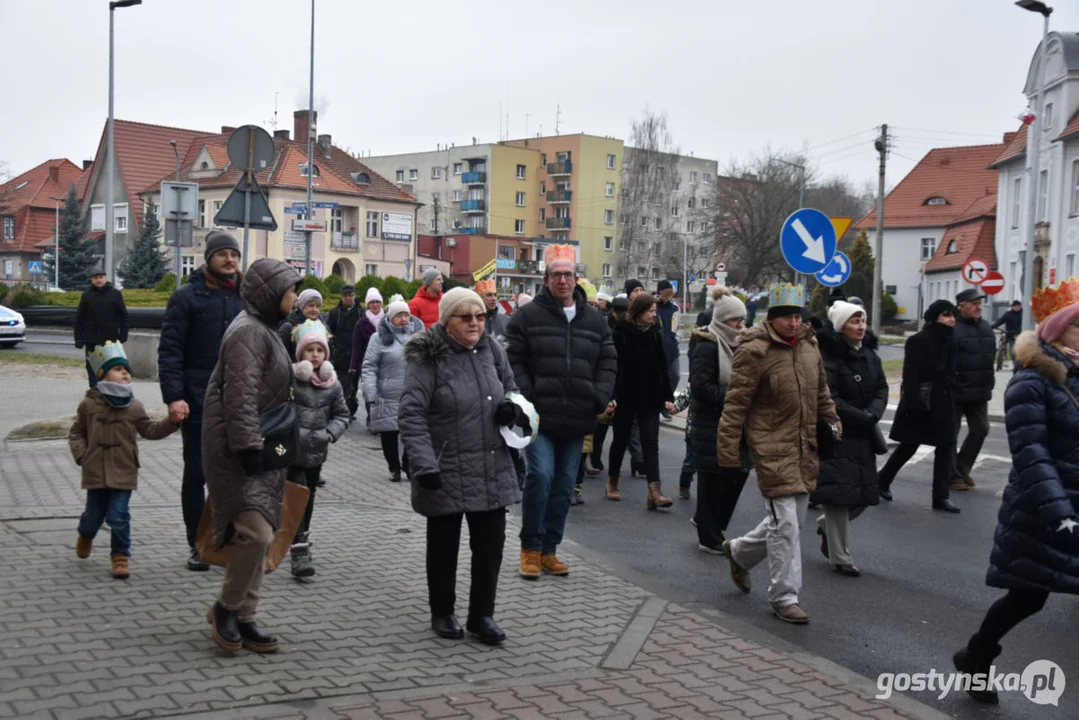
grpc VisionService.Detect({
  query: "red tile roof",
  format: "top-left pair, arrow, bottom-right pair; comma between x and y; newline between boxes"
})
924,216 -> 997,273
0,158 -> 85,253
950,193 -> 998,225
1057,110 -> 1079,143
988,125 -> 1027,168
856,143 -> 1003,230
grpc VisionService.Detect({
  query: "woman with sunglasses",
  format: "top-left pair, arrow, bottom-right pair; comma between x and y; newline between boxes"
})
877,299 -> 961,512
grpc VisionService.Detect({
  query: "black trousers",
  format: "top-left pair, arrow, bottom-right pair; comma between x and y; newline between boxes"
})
694,469 -> 749,549
878,442 -> 954,502
591,423 -> 609,470
379,431 -> 409,474
426,509 -> 505,620
953,401 -> 990,482
339,368 -> 359,417
975,589 -> 1050,647
288,465 -> 321,539
181,419 -> 205,549
608,408 -> 661,484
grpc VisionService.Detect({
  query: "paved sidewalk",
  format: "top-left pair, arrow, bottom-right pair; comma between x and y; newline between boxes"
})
0,377 -> 945,720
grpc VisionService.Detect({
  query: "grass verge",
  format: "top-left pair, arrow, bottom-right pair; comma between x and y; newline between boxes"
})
7,417 -> 74,441
0,352 -> 84,368
881,358 -> 903,376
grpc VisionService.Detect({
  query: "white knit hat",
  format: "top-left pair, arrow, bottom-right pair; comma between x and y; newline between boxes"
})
385,294 -> 410,320
711,287 -> 746,323
365,287 -> 383,304
438,287 -> 485,325
596,291 -> 613,303
828,300 -> 865,332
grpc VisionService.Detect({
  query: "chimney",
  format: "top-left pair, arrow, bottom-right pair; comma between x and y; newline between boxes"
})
48,164 -> 60,183
317,134 -> 332,158
221,126 -> 237,135
82,160 -> 94,170
294,110 -> 317,145
273,129 -> 290,140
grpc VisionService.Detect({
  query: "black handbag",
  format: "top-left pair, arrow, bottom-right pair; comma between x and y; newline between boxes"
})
872,425 -> 889,455
258,365 -> 299,471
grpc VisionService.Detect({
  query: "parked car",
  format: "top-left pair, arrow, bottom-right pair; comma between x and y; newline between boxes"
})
0,305 -> 26,348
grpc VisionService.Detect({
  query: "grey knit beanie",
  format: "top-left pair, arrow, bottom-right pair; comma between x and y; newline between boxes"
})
422,267 -> 442,288
203,230 -> 241,262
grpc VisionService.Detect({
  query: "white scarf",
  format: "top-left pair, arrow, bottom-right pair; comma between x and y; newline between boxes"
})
365,309 -> 383,327
707,320 -> 742,387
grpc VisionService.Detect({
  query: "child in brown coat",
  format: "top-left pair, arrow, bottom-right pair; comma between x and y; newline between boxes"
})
68,341 -> 180,578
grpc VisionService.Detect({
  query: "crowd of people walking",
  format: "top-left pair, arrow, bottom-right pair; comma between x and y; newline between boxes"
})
62,229 -> 1079,708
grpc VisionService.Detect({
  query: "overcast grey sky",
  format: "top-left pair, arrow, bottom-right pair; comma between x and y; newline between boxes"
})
3,0 -> 1078,190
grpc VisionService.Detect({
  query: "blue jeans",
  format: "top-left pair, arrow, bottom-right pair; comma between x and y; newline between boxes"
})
520,433 -> 584,554
78,488 -> 132,556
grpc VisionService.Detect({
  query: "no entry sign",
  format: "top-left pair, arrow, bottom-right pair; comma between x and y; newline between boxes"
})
962,257 -> 990,285
981,270 -> 1005,296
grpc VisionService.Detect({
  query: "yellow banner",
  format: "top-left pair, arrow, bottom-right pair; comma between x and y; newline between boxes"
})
473,258 -> 497,281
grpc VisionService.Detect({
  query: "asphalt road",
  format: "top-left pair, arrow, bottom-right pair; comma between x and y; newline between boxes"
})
541,409 -> 1073,719
1,330 -> 85,360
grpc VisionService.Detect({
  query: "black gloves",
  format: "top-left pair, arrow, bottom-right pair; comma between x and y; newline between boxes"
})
348,369 -> 359,384
238,449 -> 263,477
416,472 -> 442,490
494,399 -> 518,426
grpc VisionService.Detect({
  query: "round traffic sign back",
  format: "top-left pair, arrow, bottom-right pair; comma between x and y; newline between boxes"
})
226,125 -> 275,172
981,270 -> 1005,295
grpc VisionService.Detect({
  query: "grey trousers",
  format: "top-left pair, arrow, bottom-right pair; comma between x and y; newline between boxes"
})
729,494 -> 809,608
816,506 -> 866,567
218,511 -> 274,622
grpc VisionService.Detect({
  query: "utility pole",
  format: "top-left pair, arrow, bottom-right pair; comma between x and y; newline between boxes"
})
170,140 -> 181,289
433,196 -> 440,235
305,0 -> 315,277
871,124 -> 888,336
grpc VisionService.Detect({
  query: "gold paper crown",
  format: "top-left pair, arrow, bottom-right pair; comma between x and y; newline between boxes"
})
546,244 -> 576,265
1031,277 -> 1079,323
475,278 -> 496,294
88,340 -> 128,377
768,283 -> 804,309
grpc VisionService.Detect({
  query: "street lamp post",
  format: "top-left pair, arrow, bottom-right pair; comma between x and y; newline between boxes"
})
1016,0 -> 1053,330
305,0 -> 315,277
170,140 -> 182,290
50,196 -> 64,289
106,0 -> 142,281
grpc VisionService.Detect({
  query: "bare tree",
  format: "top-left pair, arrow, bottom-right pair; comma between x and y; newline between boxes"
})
617,110 -> 682,288
805,176 -> 874,248
0,161 -> 13,216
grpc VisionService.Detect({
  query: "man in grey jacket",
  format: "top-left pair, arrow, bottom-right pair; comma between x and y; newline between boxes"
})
477,278 -> 509,338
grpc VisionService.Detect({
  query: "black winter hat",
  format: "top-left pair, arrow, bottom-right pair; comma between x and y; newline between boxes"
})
924,299 -> 957,323
624,279 -> 644,295
656,279 -> 673,293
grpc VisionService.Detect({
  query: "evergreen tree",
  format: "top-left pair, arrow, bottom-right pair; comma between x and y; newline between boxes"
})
843,230 -> 877,323
118,205 -> 168,289
47,186 -> 98,291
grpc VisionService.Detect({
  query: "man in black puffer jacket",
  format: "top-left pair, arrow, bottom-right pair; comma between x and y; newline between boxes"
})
505,250 -> 617,578
951,288 -> 995,491
74,269 -> 128,388
158,231 -> 244,571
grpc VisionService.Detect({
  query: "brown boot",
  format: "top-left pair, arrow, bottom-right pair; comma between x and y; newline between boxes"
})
519,549 -> 541,579
647,482 -> 673,511
965,475 -> 976,488
540,554 -> 569,576
605,476 -> 621,501
110,554 -> 130,580
76,536 -> 92,559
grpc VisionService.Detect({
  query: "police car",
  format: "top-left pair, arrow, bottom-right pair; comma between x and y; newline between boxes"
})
0,305 -> 26,348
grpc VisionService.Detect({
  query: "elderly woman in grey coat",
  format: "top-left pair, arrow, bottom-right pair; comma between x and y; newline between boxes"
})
203,258 -> 300,655
363,296 -> 425,483
399,287 -> 522,645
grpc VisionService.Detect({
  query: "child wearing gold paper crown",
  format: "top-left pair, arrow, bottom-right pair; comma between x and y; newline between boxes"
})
69,341 -> 181,579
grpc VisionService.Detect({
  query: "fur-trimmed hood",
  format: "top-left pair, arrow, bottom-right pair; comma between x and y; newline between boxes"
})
376,314 -> 424,346
1014,330 -> 1075,385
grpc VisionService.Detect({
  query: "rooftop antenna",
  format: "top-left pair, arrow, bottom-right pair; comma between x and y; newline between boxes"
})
555,104 -> 562,135
525,112 -> 530,140
499,100 -> 502,142
268,91 -> 279,131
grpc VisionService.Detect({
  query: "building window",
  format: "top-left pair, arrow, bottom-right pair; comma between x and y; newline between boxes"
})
637,266 -> 646,278
671,204 -> 679,217
113,203 -> 129,233
557,151 -> 570,163
516,164 -> 526,179
366,211 -> 379,238
90,204 -> 105,231
540,153 -> 547,166
181,256 -> 196,277
652,267 -> 660,280
2,216 -> 14,240
331,207 -> 343,232
654,217 -> 661,229
1012,177 -> 1022,228
640,216 -> 647,227
920,237 -> 936,260
688,197 -> 695,209
606,154 -> 616,169
1071,159 -> 1079,216
396,170 -> 405,183
406,169 -> 417,182
1044,102 -> 1054,132
925,196 -> 948,206
212,200 -> 223,227
602,263 -> 611,278
603,236 -> 612,251
703,173 -> 712,184
539,208 -> 546,221
516,191 -> 525,207
432,167 -> 443,179
686,220 -> 695,233
514,219 -> 525,235
556,206 -> 569,219
605,182 -> 615,197
365,263 -> 378,276
604,209 -> 614,225
1066,253 -> 1075,279
197,200 -> 206,228
299,163 -> 320,178
690,171 -> 698,185
539,181 -> 546,194
453,189 -> 462,202
946,239 -> 957,254
1038,169 -> 1048,221
453,163 -> 463,175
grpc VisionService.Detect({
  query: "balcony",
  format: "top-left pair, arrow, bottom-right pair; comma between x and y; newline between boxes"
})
513,260 -> 541,275
546,217 -> 571,231
546,161 -> 572,176
546,190 -> 572,204
330,231 -> 359,252
457,224 -> 487,235
461,171 -> 487,185
460,199 -> 486,213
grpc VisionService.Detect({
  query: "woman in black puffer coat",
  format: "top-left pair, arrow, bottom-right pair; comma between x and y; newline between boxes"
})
606,294 -> 675,510
952,298 -> 1079,705
809,302 -> 888,576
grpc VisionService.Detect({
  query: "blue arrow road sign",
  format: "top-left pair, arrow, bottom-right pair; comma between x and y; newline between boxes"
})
28,261 -> 43,274
814,250 -> 852,288
688,273 -> 696,282
780,208 -> 837,275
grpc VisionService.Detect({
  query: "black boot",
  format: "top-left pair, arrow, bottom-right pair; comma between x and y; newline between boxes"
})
390,469 -> 402,483
290,533 -> 315,578
208,602 -> 241,652
238,621 -> 279,653
879,485 -> 893,501
933,498 -> 961,513
817,527 -> 829,559
953,633 -> 1002,704
187,549 -> 210,572
466,616 -> 506,645
431,614 -> 464,639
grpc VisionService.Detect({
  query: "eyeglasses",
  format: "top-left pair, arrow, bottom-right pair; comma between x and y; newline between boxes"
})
453,313 -> 487,323
549,271 -> 576,281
